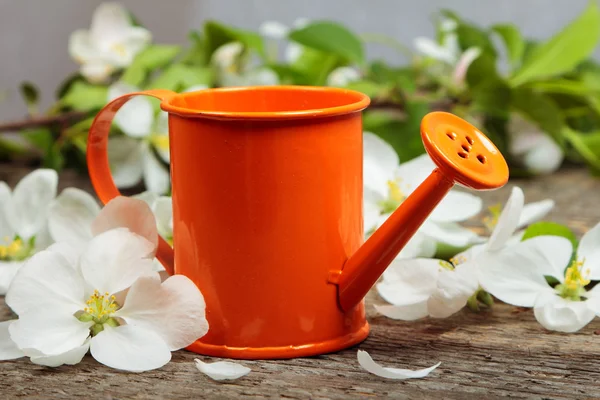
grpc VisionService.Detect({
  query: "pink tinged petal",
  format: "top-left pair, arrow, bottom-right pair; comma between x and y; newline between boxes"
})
0,320 -> 24,360
517,199 -> 554,229
108,82 -> 154,138
428,263 -> 478,318
429,191 -> 483,223
6,247 -> 85,315
80,228 -> 157,296
363,132 -> 399,197
9,310 -> 92,356
0,182 -> 15,238
48,188 -> 100,246
108,137 -> 144,188
357,350 -> 441,380
195,359 -> 251,381
142,145 -> 171,195
0,261 -> 22,295
487,186 -> 524,252
91,196 -> 158,250
374,302 -> 429,321
116,275 -> 209,350
577,222 -> 600,280
533,293 -> 596,333
7,169 -> 58,241
27,340 -> 90,367
452,47 -> 481,85
478,237 -> 571,307
90,324 -> 171,372
377,259 -> 440,305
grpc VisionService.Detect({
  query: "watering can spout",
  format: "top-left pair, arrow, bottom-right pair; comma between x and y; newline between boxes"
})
336,112 -> 509,312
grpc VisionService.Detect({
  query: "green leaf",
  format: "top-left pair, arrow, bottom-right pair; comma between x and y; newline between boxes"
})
363,101 -> 429,161
367,61 -> 417,92
148,64 -> 213,91
527,79 -> 600,96
470,78 -> 511,118
345,80 -> 390,98
563,127 -> 600,172
22,128 -> 65,171
492,24 -> 525,68
204,20 -> 265,60
511,87 -> 565,145
60,81 -> 108,111
122,45 -> 181,86
19,81 -> 39,111
466,52 -> 500,87
289,21 -> 364,65
510,1 -> 600,86
181,31 -> 207,66
456,22 -> 496,56
521,221 -> 578,250
290,47 -> 341,86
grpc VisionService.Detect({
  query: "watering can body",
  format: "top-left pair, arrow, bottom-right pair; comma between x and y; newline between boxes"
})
87,86 -> 508,359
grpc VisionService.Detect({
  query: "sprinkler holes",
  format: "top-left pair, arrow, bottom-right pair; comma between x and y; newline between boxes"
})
477,154 -> 487,164
466,136 -> 474,145
461,144 -> 471,152
446,132 -> 457,140
458,151 -> 468,159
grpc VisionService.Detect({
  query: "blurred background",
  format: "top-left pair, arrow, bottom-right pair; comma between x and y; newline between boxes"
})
0,0 -> 593,120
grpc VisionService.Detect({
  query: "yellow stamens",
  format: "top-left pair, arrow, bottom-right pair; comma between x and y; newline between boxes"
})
111,43 -> 127,57
450,255 -> 467,266
0,237 -> 28,261
483,203 -> 502,232
150,134 -> 169,151
557,258 -> 589,301
387,179 -> 405,203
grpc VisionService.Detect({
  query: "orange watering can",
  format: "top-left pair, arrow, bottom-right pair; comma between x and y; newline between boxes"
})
87,86 -> 508,359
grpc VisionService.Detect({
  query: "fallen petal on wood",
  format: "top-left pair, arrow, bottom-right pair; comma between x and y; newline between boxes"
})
357,350 -> 441,380
194,358 -> 251,381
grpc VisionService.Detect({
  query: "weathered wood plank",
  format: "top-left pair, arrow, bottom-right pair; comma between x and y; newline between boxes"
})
1,165 -> 600,399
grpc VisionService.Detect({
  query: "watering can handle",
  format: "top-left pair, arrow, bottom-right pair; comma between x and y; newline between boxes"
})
87,89 -> 177,276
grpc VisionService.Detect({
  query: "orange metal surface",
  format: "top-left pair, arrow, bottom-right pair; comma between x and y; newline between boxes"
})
86,86 -> 508,360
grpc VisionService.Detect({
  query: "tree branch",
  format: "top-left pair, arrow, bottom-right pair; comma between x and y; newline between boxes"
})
0,111 -> 88,133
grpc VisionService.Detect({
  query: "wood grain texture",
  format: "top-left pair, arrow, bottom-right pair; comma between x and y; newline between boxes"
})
1,165 -> 600,400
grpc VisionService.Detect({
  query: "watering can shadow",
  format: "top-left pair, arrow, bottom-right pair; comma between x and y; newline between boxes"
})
87,86 -> 508,360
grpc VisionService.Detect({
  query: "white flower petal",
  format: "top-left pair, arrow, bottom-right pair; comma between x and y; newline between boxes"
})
68,30 -> 97,64
6,246 -> 84,315
0,261 -> 23,295
427,263 -> 478,318
132,191 -> 158,207
429,191 -> 483,223
116,275 -> 208,350
115,27 -> 152,67
374,302 -> 429,321
28,340 -> 90,367
7,169 -> 58,240
284,42 -> 304,63
212,42 -> 243,68
81,62 -> 114,84
48,188 -> 100,246
419,221 -> 481,248
153,111 -> 170,163
487,186 -> 524,252
108,137 -> 144,188
327,67 -> 361,87
80,228 -> 156,295
517,199 -> 554,229
577,222 -> 600,280
9,310 -> 91,356
414,37 -> 456,64
259,21 -> 290,39
90,324 -> 171,372
154,197 -> 173,239
395,154 -> 436,195
142,145 -> 171,195
478,236 -> 571,307
91,196 -> 158,251
195,359 -> 251,381
377,259 -> 440,305
109,82 -> 153,138
534,293 -> 596,333
89,2 -> 133,47
363,132 -> 399,197
357,350 -> 441,380
0,320 -> 24,360
396,233 -> 437,259
0,181 -> 15,238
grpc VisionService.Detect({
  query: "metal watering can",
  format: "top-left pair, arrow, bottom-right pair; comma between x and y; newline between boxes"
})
87,86 -> 508,359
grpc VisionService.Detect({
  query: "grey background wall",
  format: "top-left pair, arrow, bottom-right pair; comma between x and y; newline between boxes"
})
0,0 -> 593,121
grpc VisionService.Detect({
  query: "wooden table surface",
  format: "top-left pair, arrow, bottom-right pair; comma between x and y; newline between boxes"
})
1,165 -> 600,400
